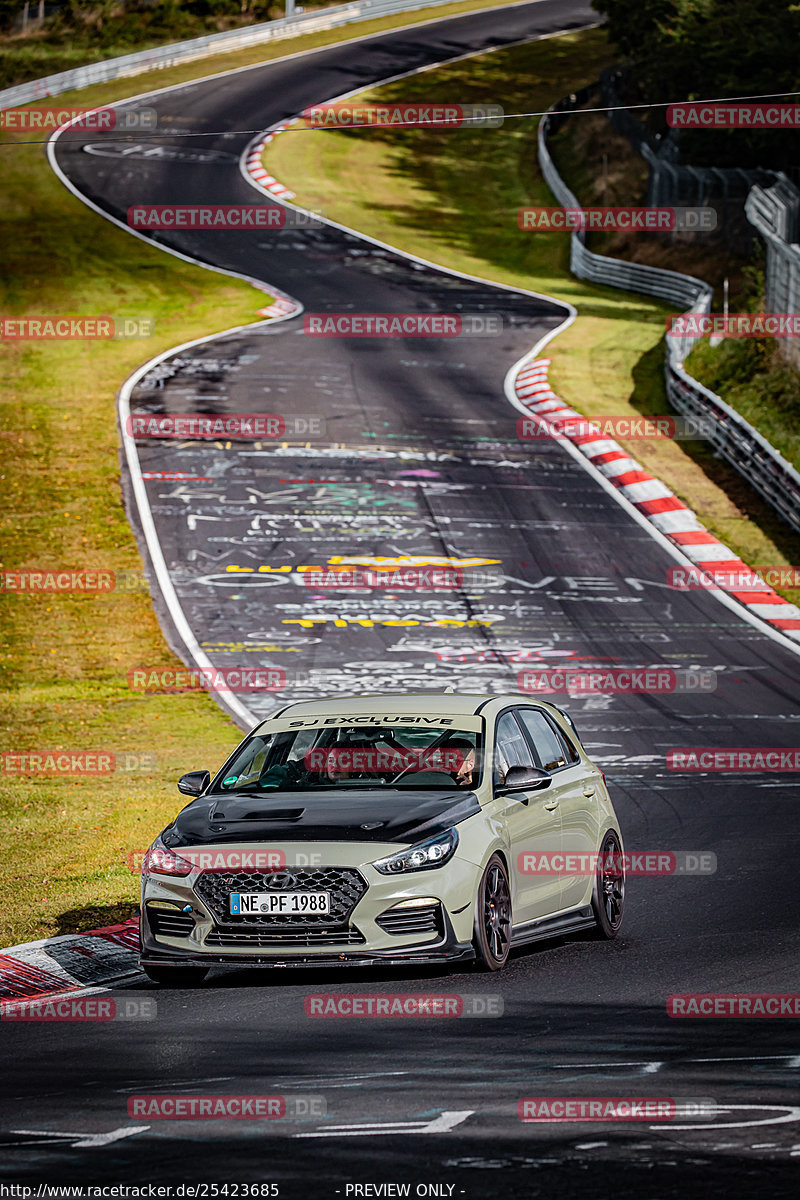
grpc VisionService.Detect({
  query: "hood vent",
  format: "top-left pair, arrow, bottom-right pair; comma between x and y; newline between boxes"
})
214,808 -> 306,822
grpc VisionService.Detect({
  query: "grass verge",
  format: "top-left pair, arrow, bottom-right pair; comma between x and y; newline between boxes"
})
0,142 -> 258,947
265,27 -> 800,602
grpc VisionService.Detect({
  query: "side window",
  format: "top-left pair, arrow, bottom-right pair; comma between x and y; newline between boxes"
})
516,709 -> 571,771
494,712 -> 534,786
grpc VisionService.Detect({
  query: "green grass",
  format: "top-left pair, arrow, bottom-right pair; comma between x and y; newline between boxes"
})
687,323 -> 800,476
266,27 -> 800,602
0,127 -> 259,946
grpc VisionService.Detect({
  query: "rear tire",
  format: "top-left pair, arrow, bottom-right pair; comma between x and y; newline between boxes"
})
591,830 -> 625,939
142,964 -> 208,987
472,854 -> 512,971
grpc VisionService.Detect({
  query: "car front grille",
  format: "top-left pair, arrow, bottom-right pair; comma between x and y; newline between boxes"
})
193,866 -> 368,928
147,907 -> 195,939
375,902 -> 443,938
204,927 -> 366,948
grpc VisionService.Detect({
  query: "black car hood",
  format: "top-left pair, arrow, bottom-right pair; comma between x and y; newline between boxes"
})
163,788 -> 480,848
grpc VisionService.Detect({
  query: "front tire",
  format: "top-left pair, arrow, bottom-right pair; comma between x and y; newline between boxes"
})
142,964 -> 209,987
472,854 -> 512,971
591,830 -> 625,938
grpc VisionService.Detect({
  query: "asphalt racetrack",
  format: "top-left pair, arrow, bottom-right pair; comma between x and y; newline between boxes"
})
3,0 -> 798,1193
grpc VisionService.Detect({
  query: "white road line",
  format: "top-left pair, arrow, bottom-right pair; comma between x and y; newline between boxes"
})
113,1077 -> 234,1093
694,1054 -> 800,1066
262,1071 -> 410,1089
10,1127 -> 149,1147
295,1110 -> 474,1138
657,1105 -> 800,1132
0,1139 -> 71,1147
551,1054 -> 800,1069
10,1131 -> 81,1138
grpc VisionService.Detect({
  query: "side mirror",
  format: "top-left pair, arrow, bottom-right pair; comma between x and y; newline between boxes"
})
177,770 -> 211,797
499,765 -> 551,793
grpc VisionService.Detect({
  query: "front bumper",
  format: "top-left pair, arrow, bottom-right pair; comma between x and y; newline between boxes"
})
140,900 -> 475,969
139,844 -> 480,969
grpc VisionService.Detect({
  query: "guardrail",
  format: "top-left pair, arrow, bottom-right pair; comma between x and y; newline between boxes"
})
746,176 -> 800,372
0,0 -> 470,108
538,99 -> 800,537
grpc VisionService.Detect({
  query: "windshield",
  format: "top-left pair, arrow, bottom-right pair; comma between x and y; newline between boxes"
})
211,723 -> 483,792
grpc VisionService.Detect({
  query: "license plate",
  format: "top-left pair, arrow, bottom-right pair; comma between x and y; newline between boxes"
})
230,891 -> 330,916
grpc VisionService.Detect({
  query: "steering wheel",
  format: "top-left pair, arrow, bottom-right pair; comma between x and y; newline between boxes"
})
389,731 -> 471,786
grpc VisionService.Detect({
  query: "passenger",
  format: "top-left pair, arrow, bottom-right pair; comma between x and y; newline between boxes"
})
447,738 -> 477,787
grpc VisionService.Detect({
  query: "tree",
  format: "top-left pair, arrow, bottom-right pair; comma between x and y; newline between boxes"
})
592,0 -> 800,166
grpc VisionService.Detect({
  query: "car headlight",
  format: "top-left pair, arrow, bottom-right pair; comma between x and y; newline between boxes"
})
143,836 -> 194,878
373,829 -> 459,875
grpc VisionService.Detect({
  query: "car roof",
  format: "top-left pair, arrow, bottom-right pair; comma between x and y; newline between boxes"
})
268,693 -> 557,719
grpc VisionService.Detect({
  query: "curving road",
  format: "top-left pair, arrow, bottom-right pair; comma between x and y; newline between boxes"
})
4,0 -> 798,1192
